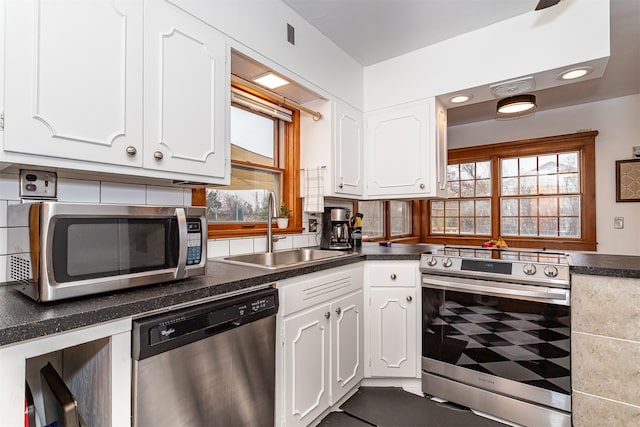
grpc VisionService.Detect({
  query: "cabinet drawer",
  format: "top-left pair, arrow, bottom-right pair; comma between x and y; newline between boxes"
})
368,263 -> 417,287
279,264 -> 363,316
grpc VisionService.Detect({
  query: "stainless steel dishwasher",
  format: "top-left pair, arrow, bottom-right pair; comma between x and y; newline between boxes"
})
132,287 -> 278,427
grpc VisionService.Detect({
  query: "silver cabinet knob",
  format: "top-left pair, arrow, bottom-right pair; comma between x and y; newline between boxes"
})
390,273 -> 397,280
126,146 -> 137,156
338,183 -> 344,189
420,183 -> 425,189
324,312 -> 331,319
335,307 -> 342,315
154,151 -> 164,160
407,296 -> 413,302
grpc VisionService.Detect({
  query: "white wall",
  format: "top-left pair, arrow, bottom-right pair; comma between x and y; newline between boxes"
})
448,94 -> 640,256
169,0 -> 364,109
364,0 -> 610,111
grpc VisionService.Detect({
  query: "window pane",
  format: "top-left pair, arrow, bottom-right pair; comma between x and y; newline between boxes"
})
476,161 -> 491,179
519,198 -> 537,216
460,218 -> 474,234
501,217 -> 518,236
501,199 -> 518,216
560,217 -> 580,237
431,200 -> 444,217
447,164 -> 460,181
445,200 -> 459,217
539,197 -> 558,216
559,196 -> 580,216
519,176 -> 537,195
476,217 -> 491,235
520,217 -> 538,236
476,199 -> 491,217
502,177 -> 518,195
230,106 -> 275,167
431,217 -> 444,234
390,201 -> 412,236
448,181 -> 460,198
519,157 -> 537,176
559,173 -> 579,193
476,179 -> 491,196
207,164 -> 280,223
460,163 -> 475,180
502,158 -> 518,177
540,217 -> 559,236
359,201 -> 384,239
460,200 -> 475,217
539,174 -> 558,194
445,218 -> 459,234
460,180 -> 475,197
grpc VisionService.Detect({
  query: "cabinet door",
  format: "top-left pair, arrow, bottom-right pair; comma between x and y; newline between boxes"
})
369,288 -> 417,377
331,291 -> 364,404
366,99 -> 435,198
283,305 -> 331,427
4,0 -> 143,166
144,0 -> 229,181
334,101 -> 364,196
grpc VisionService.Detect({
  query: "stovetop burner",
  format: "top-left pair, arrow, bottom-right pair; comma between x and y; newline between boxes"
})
420,245 -> 570,288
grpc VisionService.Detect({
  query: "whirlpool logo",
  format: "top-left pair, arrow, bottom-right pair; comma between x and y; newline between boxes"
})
161,328 -> 176,338
478,376 -> 495,386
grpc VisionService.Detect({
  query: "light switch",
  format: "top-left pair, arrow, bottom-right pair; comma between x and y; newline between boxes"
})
614,217 -> 624,229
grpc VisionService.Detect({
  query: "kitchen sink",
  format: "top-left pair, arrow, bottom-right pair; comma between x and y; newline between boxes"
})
220,248 -> 353,269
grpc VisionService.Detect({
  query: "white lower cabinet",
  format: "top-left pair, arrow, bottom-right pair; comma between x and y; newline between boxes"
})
277,264 -> 364,427
365,261 -> 421,379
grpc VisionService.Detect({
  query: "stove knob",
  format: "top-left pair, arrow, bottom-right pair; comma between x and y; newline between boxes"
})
544,265 -> 559,278
442,257 -> 453,268
427,256 -> 438,266
523,263 -> 537,275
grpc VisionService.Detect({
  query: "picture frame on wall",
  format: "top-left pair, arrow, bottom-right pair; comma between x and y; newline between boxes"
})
616,159 -> 640,202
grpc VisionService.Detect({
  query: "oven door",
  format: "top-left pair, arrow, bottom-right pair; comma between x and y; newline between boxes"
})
422,274 -> 571,413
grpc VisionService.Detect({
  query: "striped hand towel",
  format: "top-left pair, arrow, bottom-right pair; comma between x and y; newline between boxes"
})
303,166 -> 325,213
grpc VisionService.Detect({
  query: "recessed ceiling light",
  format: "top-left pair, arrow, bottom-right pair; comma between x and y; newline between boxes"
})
559,66 -> 593,80
253,72 -> 289,89
450,94 -> 472,104
497,94 -> 537,115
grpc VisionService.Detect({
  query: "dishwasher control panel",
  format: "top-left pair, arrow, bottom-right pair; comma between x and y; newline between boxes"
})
132,287 -> 279,360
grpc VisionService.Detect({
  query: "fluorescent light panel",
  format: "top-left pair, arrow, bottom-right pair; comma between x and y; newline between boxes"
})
253,72 -> 289,89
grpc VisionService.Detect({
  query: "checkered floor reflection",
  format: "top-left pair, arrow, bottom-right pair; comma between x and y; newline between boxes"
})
424,301 -> 570,394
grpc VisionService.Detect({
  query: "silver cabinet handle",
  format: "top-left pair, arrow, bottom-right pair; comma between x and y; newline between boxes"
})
420,183 -> 425,189
335,307 -> 342,315
154,151 -> 164,160
324,312 -> 331,319
407,296 -> 413,302
390,273 -> 397,280
126,146 -> 137,156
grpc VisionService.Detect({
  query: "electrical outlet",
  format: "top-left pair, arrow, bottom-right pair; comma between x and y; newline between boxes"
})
20,169 -> 57,199
309,218 -> 318,232
614,217 -> 624,229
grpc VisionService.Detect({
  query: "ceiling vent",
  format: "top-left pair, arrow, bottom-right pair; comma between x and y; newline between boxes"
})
490,77 -> 536,98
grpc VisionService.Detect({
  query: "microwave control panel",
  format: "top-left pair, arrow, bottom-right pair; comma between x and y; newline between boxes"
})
186,219 -> 203,265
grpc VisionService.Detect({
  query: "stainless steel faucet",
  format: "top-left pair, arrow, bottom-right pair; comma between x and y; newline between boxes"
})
266,191 -> 285,253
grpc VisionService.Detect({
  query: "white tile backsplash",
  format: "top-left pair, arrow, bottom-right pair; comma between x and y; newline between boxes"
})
183,189 -> 192,206
57,178 -> 100,203
253,237 -> 267,253
0,228 -> 7,256
0,174 -> 20,200
229,238 -> 254,256
293,234 -> 309,248
147,186 -> 185,206
0,201 -> 7,227
207,240 -> 230,258
100,181 -> 146,204
274,236 -> 293,251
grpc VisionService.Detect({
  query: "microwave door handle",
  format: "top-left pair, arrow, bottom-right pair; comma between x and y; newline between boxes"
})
423,277 -> 569,304
176,208 -> 188,278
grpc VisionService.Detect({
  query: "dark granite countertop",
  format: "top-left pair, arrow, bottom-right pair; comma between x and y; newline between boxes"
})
0,243 -> 431,347
568,252 -> 640,279
1,242 -> 637,348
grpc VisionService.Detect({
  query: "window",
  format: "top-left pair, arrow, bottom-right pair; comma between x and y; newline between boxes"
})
206,105 -> 281,223
357,200 -> 413,241
423,131 -> 597,251
193,85 -> 300,239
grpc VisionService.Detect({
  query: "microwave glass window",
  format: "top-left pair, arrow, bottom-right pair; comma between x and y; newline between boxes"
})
52,218 -> 179,283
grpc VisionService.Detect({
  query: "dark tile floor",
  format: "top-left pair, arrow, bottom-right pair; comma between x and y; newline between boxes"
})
317,387 -> 507,427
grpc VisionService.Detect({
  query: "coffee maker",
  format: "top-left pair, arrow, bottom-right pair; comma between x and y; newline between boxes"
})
320,207 -> 351,250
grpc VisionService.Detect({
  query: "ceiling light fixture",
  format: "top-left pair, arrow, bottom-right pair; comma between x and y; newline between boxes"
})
253,72 -> 289,89
450,94 -> 472,104
497,94 -> 537,115
559,66 -> 593,80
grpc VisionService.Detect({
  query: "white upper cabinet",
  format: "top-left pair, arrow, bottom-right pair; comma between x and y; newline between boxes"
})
3,0 -> 144,167
2,0 -> 229,184
365,97 -> 447,199
334,101 -> 364,196
144,0 -> 229,181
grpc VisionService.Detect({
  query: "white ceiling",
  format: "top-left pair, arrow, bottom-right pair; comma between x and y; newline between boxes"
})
234,1 -> 640,126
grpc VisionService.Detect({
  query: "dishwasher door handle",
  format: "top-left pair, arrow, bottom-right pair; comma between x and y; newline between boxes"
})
205,317 -> 243,336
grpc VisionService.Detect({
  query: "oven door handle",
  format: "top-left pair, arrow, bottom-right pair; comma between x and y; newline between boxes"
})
422,277 -> 570,305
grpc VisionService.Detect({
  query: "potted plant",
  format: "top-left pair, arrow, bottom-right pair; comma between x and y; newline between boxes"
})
277,202 -> 292,228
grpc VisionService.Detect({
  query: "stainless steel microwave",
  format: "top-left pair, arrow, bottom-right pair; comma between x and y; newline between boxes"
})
7,202 -> 207,302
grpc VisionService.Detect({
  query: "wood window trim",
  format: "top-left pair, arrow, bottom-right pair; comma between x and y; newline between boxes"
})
358,200 -> 421,242
420,131 -> 598,251
193,83 -> 302,239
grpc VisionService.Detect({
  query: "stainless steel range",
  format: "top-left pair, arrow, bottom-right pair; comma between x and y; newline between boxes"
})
420,246 -> 571,427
